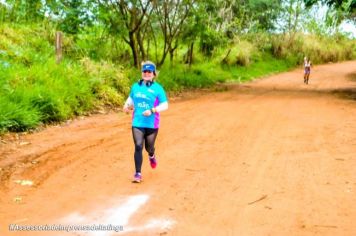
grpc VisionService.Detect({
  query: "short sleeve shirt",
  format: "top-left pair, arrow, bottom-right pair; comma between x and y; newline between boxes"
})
129,81 -> 168,128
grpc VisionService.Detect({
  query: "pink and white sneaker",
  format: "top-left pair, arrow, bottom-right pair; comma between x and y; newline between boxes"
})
149,155 -> 157,169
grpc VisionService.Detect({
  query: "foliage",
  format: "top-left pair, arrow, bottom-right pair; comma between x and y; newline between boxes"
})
0,96 -> 40,132
80,57 -> 130,106
0,24 -> 131,133
218,39 -> 258,66
270,32 -> 356,63
304,0 -> 356,22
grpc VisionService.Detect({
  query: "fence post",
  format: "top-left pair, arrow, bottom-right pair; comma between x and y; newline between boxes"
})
55,31 -> 63,63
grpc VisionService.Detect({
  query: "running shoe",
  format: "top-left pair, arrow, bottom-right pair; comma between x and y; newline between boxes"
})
133,172 -> 142,183
149,155 -> 157,169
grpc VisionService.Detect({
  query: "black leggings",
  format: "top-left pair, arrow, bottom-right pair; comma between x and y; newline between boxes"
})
132,127 -> 159,173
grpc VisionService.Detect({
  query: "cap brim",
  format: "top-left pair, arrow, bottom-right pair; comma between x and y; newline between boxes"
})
142,64 -> 155,72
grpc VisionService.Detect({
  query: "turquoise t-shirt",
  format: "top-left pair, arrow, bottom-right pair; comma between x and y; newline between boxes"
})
130,81 -> 168,128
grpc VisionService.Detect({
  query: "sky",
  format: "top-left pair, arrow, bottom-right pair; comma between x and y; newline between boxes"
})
313,4 -> 356,38
340,21 -> 356,38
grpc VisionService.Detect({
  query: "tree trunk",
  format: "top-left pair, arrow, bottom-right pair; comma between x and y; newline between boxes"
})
169,49 -> 174,65
137,30 -> 146,62
129,32 -> 140,68
221,48 -> 231,65
158,40 -> 169,67
188,42 -> 194,66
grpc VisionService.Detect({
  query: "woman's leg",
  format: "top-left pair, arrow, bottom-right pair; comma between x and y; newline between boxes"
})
132,127 -> 145,173
144,128 -> 159,157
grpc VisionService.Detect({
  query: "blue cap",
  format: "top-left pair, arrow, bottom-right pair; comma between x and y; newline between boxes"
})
142,63 -> 156,72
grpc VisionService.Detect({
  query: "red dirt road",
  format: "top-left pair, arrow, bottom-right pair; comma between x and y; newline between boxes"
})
1,61 -> 355,236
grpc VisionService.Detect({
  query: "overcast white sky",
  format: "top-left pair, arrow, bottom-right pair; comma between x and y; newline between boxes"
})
340,21 -> 356,38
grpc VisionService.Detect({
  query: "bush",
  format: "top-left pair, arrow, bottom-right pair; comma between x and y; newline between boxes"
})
0,96 -> 40,132
218,39 -> 257,66
270,33 -> 356,65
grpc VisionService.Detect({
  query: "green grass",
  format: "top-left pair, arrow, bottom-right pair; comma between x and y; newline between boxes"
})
151,52 -> 298,92
153,62 -> 229,93
0,23 -> 131,134
0,96 -> 40,132
0,59 -> 96,132
223,53 -> 298,82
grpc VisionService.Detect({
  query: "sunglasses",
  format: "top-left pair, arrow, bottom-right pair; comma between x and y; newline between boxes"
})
143,70 -> 153,73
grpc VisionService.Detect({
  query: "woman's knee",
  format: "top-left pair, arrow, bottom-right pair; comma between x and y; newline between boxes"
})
145,145 -> 155,153
135,143 -> 143,152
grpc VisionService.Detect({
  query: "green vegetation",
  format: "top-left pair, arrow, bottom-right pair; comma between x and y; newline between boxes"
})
0,1 -> 355,133
0,24 -> 129,132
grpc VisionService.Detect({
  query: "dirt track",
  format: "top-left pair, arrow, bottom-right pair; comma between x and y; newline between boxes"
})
0,61 -> 355,236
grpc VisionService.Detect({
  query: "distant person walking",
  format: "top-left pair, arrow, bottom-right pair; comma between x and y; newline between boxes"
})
303,57 -> 312,84
123,61 -> 168,183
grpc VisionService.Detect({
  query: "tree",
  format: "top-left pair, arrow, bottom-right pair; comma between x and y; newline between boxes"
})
276,0 -> 306,37
153,0 -> 196,66
97,0 -> 153,68
61,0 -> 88,34
304,0 -> 356,22
2,0 -> 45,22
196,0 -> 229,56
44,0 -> 95,35
248,0 -> 282,31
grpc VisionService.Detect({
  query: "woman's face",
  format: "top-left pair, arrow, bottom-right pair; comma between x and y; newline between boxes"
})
142,70 -> 155,81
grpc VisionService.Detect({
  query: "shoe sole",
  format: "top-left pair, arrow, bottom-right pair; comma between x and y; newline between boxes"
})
132,178 -> 142,183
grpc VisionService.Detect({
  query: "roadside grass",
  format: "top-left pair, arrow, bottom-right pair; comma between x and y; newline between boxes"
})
218,53 -> 298,83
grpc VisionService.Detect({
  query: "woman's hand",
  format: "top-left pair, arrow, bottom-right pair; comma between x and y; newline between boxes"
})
123,106 -> 133,114
142,109 -> 152,116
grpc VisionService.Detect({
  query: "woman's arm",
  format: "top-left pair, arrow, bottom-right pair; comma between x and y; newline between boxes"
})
144,101 -> 168,116
154,101 -> 168,112
123,96 -> 133,113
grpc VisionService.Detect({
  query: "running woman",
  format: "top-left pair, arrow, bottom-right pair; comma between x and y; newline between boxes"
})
303,57 -> 312,84
123,61 -> 168,183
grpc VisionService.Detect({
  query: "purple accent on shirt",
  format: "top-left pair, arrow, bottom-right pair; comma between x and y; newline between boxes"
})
153,97 -> 160,128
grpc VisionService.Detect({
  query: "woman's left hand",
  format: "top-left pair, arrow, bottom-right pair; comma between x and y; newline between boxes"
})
142,110 -> 152,116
